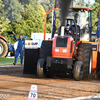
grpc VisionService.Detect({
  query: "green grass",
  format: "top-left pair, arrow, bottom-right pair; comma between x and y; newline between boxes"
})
0,57 -> 20,65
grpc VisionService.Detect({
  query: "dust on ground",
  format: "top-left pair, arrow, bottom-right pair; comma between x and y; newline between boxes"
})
0,65 -> 100,100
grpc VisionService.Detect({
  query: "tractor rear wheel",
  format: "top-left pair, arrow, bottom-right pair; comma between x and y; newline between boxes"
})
38,41 -> 52,78
37,59 -> 46,78
77,43 -> 92,79
40,40 -> 52,59
73,61 -> 83,81
0,39 -> 8,57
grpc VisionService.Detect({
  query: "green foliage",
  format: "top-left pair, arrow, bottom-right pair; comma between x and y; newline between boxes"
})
86,0 -> 91,7
91,2 -> 99,32
75,0 -> 86,7
55,18 -> 60,33
0,0 -> 46,43
74,0 -> 91,7
2,0 -> 24,21
40,0 -> 60,33
18,0 -> 39,6
95,0 -> 100,3
19,1 -> 45,33
0,0 -> 10,34
40,0 -> 55,23
18,0 -> 33,5
0,0 -> 99,43
10,1 -> 45,43
98,38 -> 100,42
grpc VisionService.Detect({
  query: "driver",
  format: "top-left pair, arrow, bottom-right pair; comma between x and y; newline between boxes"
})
74,13 -> 79,24
65,25 -> 72,36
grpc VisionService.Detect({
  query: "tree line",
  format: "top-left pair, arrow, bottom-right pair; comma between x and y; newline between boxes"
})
0,0 -> 45,43
0,0 -> 99,43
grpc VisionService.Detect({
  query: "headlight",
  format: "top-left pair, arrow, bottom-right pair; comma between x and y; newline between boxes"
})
55,48 -> 59,52
63,49 -> 67,53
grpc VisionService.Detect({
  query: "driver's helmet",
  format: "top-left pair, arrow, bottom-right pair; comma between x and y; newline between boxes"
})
65,25 -> 71,32
65,25 -> 70,29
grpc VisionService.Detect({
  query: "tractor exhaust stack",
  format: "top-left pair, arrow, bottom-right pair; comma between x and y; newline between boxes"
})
61,26 -> 65,36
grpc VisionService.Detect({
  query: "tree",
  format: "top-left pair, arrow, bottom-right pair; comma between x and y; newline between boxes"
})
86,0 -> 91,7
95,0 -> 100,3
74,0 -> 86,7
0,0 -> 46,43
0,0 -> 10,34
91,2 -> 99,32
74,0 -> 91,7
40,0 -> 60,33
10,0 -> 46,40
18,0 -> 37,6
2,0 -> 24,21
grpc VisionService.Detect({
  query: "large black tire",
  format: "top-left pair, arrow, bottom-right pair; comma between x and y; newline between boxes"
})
77,43 -> 92,79
0,39 -> 8,57
40,41 -> 52,59
73,61 -> 83,81
39,41 -> 53,78
37,59 -> 46,78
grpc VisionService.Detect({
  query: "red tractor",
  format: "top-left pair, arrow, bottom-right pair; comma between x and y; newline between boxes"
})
37,27 -> 92,81
37,7 -> 93,81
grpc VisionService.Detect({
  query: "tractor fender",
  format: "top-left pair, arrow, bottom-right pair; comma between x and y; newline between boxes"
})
0,36 -> 7,42
76,41 -> 82,47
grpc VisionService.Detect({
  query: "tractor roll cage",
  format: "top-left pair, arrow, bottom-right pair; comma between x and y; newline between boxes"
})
44,8 -> 60,40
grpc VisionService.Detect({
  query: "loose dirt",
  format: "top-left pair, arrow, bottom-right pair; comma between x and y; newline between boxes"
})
0,65 -> 100,100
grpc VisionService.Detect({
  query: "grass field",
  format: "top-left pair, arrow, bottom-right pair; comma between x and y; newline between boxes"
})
0,57 -> 20,65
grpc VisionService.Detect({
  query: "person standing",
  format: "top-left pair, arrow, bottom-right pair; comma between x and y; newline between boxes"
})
12,31 -> 25,66
74,13 -> 79,24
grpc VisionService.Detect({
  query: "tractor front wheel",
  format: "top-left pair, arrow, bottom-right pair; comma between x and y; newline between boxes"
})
37,59 -> 46,78
73,61 -> 83,81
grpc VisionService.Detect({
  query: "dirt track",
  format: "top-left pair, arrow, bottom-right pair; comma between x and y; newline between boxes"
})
0,65 -> 100,100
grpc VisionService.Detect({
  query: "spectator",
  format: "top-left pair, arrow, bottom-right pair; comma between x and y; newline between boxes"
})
12,31 -> 25,66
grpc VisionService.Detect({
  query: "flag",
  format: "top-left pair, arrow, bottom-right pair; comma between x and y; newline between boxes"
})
97,5 -> 100,38
51,0 -> 57,38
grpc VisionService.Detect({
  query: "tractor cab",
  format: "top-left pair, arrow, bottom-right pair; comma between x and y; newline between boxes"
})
66,7 -> 92,41
65,19 -> 80,41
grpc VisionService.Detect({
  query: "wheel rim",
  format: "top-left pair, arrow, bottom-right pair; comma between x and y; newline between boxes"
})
0,43 -> 3,55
